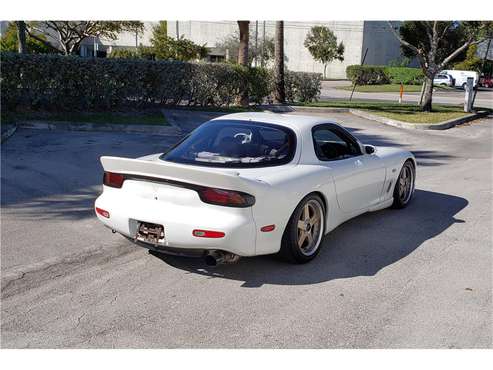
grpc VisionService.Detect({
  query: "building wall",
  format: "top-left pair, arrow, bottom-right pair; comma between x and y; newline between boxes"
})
361,21 -> 405,65
169,21 -> 366,79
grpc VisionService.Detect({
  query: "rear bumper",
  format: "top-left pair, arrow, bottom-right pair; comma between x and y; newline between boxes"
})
95,191 -> 257,256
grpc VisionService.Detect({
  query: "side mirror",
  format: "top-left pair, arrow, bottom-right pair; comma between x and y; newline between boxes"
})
365,145 -> 375,155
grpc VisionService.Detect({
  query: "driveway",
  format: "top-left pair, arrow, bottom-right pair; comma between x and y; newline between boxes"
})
321,80 -> 493,109
1,112 -> 492,348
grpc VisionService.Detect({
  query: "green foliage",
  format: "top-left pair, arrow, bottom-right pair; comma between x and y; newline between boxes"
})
383,67 -> 424,85
108,46 -> 155,60
453,44 -> 482,71
387,56 -> 412,67
346,65 -> 423,85
28,21 -> 145,55
215,31 -> 275,65
284,71 -> 322,103
0,23 -> 52,54
304,26 -> 344,78
398,21 -> 466,63
346,65 -> 390,85
0,53 -> 322,111
151,23 -> 207,61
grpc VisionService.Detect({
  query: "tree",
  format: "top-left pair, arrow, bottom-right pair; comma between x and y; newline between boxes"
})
388,21 -> 493,111
237,21 -> 250,66
150,29 -> 207,61
453,44 -> 482,71
237,21 -> 250,107
304,25 -> 344,79
0,22 -> 52,54
273,21 -> 285,104
25,21 -> 144,55
16,21 -> 27,53
215,32 -> 275,65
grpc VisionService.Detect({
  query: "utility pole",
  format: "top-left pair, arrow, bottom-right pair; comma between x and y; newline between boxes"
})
176,21 -> 180,39
261,21 -> 266,68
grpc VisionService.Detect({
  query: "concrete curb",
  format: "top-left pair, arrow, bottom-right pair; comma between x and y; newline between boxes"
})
286,105 -> 489,130
1,124 -> 18,143
349,109 -> 490,130
15,120 -> 182,136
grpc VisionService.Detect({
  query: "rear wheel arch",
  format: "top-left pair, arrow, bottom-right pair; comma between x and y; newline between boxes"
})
277,191 -> 327,263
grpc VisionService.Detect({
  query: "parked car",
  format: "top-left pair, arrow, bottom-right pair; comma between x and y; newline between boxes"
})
433,74 -> 454,87
440,69 -> 479,89
479,75 -> 493,88
95,113 -> 416,265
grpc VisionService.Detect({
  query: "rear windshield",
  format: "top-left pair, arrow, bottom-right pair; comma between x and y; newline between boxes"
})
160,120 -> 297,168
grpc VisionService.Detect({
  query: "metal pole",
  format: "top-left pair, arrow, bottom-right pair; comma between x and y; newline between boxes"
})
349,48 -> 368,101
176,21 -> 179,39
254,21 -> 258,67
135,30 -> 138,49
471,38 -> 491,109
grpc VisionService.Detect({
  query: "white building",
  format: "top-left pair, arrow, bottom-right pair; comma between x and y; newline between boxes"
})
167,21 -> 407,78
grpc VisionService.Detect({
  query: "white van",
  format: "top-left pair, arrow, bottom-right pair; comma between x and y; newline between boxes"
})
440,70 -> 479,89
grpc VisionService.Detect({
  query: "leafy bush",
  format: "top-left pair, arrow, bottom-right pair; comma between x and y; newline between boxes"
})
1,53 -> 322,111
346,64 -> 423,85
346,65 -> 389,85
108,46 -> 155,60
284,71 -> 322,102
383,67 -> 424,85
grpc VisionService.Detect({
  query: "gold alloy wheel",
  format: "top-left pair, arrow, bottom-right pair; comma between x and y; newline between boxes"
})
296,199 -> 324,256
398,164 -> 414,204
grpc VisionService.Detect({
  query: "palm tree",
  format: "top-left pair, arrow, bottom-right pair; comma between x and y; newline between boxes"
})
237,21 -> 250,107
273,21 -> 285,104
16,21 -> 27,53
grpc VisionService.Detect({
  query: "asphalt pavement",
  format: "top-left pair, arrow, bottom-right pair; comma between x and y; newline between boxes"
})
1,112 -> 492,348
320,80 -> 493,109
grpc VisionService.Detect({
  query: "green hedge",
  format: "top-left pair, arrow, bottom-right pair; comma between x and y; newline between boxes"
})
346,65 -> 424,85
383,67 -> 424,85
346,65 -> 389,85
1,53 -> 321,111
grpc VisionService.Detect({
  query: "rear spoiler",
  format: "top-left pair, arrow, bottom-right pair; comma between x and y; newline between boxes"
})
100,156 -> 268,195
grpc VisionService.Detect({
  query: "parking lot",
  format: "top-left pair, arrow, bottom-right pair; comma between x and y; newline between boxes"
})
1,111 -> 492,348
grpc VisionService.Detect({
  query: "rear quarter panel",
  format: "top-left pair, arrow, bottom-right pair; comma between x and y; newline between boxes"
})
250,165 -> 338,255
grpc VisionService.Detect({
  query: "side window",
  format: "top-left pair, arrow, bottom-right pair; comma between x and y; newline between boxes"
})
312,126 -> 361,161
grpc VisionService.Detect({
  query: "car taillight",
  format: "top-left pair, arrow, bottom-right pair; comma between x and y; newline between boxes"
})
197,187 -> 255,207
103,172 -> 125,188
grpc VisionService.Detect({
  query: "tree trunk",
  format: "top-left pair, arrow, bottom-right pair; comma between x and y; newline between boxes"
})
323,64 -> 327,80
237,21 -> 250,107
16,21 -> 27,54
237,21 -> 249,65
421,75 -> 434,112
273,21 -> 285,104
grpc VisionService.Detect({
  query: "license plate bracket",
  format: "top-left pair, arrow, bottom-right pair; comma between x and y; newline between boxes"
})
135,222 -> 165,245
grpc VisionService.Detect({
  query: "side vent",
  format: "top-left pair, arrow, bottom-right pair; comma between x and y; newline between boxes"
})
386,180 -> 393,193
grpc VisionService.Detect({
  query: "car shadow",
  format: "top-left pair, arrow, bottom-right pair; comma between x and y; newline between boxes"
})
149,189 -> 468,287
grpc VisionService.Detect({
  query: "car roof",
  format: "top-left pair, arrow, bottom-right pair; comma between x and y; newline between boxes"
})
211,112 -> 341,133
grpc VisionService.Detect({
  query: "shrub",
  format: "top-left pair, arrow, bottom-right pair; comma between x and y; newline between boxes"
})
284,71 -> 322,102
0,53 -> 321,111
384,67 -> 424,85
346,65 -> 389,85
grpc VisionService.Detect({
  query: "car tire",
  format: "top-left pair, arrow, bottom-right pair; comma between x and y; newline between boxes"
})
278,194 -> 325,264
462,82 -> 467,90
391,160 -> 416,209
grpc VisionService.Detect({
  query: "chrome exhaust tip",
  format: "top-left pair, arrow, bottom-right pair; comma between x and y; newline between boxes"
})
204,250 -> 240,266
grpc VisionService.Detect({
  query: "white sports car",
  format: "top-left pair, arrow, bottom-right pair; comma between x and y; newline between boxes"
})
95,113 -> 416,265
